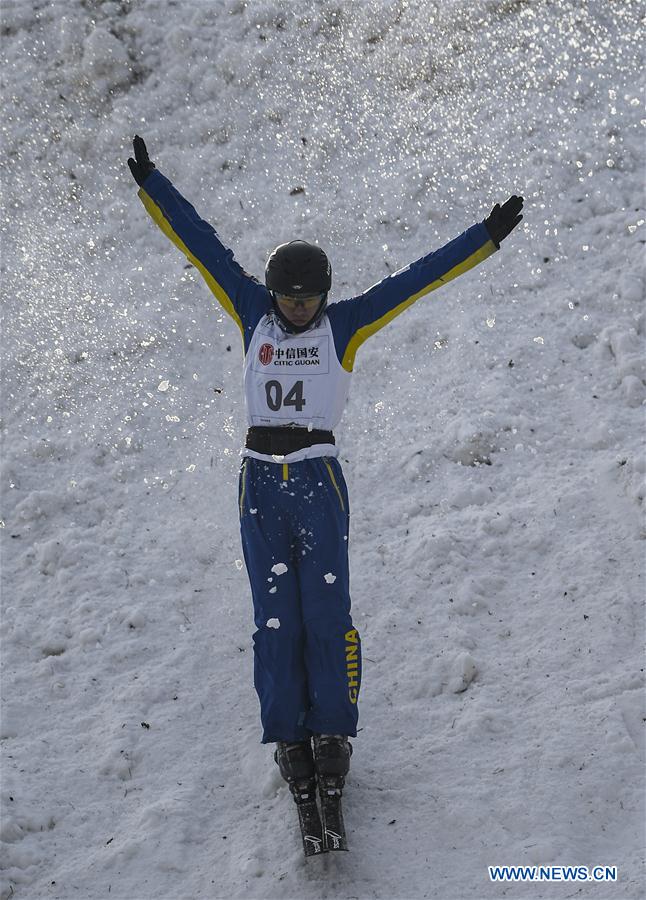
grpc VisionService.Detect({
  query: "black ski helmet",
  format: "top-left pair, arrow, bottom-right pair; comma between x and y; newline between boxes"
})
265,240 -> 331,333
265,240 -> 332,296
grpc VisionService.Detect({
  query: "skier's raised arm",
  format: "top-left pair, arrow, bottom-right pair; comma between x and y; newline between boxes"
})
328,196 -> 524,372
127,136 -> 269,341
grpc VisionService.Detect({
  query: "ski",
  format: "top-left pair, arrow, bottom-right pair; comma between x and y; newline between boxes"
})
319,782 -> 349,851
295,795 -> 327,856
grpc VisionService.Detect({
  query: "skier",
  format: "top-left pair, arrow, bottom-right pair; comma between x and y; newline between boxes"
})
128,136 -> 523,851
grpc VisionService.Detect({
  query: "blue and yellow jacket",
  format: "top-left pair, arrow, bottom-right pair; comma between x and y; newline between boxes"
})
138,170 -> 497,373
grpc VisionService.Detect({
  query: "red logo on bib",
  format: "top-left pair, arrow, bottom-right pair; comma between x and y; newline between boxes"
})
258,343 -> 274,365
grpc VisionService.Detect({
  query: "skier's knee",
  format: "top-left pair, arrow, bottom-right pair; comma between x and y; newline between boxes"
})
305,613 -> 355,642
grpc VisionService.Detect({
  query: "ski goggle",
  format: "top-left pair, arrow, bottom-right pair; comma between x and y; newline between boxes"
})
274,292 -> 325,308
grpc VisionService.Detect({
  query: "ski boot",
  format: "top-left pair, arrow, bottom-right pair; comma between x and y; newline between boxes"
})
274,740 -> 326,856
312,734 -> 352,851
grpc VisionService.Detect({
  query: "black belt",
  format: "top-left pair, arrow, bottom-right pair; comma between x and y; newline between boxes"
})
245,426 -> 335,456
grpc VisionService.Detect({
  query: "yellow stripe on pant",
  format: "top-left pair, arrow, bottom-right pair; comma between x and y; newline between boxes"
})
324,460 -> 345,511
239,459 -> 248,516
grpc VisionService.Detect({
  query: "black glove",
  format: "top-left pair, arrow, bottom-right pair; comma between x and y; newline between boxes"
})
127,135 -> 156,186
484,195 -> 524,246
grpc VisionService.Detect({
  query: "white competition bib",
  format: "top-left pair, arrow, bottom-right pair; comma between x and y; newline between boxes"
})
243,313 -> 351,433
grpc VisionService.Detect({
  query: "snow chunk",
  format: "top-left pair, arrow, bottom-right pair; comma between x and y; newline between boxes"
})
78,627 -> 101,646
82,26 -> 130,89
622,375 -> 645,408
324,573 -> 337,584
271,563 -> 288,576
0,706 -> 21,740
37,540 -> 65,576
266,618 -> 280,629
125,610 -> 146,630
449,652 -> 478,693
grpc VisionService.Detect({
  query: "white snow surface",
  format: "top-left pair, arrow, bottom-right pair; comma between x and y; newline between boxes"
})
1,1 -> 644,898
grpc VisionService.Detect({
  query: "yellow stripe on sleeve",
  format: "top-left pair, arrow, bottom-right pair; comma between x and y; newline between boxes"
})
341,239 -> 497,372
139,188 -> 244,336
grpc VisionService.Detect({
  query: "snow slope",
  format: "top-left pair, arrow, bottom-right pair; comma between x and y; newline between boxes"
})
1,1 -> 644,898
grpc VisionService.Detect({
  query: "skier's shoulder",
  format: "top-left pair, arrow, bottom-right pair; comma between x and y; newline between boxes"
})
326,296 -> 357,325
324,299 -> 365,367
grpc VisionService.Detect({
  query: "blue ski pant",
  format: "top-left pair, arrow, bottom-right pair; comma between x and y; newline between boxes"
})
238,456 -> 361,743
